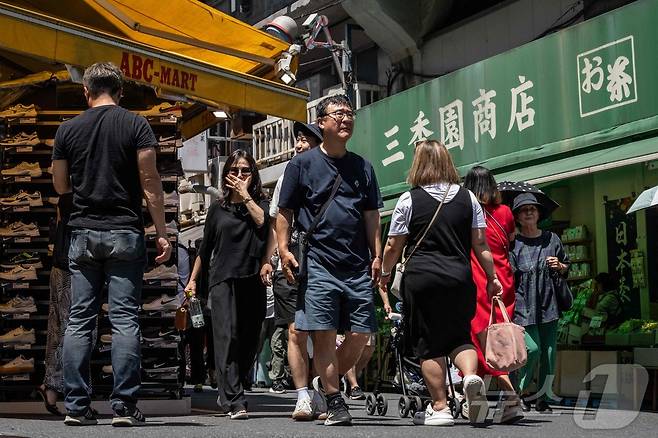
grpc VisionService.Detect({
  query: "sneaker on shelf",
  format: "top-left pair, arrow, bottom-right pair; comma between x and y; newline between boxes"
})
100,334 -> 112,344
324,395 -> 352,426
43,139 -> 55,148
0,355 -> 35,374
0,265 -> 38,281
64,407 -> 98,426
144,220 -> 178,236
1,251 -> 42,269
0,296 -> 37,314
142,358 -> 179,374
229,409 -> 248,420
157,160 -> 184,177
413,404 -> 455,426
463,374 -> 488,425
269,380 -> 286,394
102,364 -> 113,374
143,264 -> 178,281
0,326 -> 36,344
1,162 -> 42,177
292,397 -> 314,421
137,102 -> 183,118
193,384 -> 203,393
141,326 -> 180,342
0,190 -> 43,207
142,294 -> 179,312
164,191 -> 179,206
0,221 -> 40,237
0,104 -> 38,119
158,135 -> 181,146
348,386 -> 365,400
0,132 -> 40,146
112,405 -> 146,427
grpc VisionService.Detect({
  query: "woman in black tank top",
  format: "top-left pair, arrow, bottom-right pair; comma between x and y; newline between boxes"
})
380,140 -> 502,426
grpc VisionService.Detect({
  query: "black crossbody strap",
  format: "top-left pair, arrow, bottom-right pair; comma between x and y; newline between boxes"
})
307,174 -> 343,235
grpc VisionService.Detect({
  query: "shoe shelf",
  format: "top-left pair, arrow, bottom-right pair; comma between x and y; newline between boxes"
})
0,102 -> 186,401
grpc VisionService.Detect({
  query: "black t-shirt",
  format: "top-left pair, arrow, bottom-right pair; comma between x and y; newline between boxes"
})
278,147 -> 383,272
52,105 -> 157,232
198,199 -> 270,288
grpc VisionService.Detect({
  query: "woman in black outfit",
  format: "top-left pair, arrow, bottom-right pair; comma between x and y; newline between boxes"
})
186,149 -> 269,419
380,140 -> 502,427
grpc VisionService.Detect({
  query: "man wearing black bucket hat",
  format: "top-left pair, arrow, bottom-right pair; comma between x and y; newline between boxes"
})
510,192 -> 570,413
260,122 -> 325,420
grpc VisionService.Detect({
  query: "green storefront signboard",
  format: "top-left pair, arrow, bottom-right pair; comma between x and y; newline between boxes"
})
348,0 -> 658,198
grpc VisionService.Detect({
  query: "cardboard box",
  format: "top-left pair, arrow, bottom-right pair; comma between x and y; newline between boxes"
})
590,351 -> 620,394
633,347 -> 658,367
558,350 -> 589,397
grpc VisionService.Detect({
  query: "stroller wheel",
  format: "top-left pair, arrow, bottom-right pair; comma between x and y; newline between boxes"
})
460,398 -> 469,420
365,394 -> 376,416
398,396 -> 412,418
413,396 -> 423,413
376,394 -> 388,416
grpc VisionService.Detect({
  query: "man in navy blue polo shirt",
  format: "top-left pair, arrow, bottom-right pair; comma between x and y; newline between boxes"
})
276,95 -> 383,426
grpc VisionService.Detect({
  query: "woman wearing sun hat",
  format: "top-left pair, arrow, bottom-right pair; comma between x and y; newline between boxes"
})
510,193 -> 570,413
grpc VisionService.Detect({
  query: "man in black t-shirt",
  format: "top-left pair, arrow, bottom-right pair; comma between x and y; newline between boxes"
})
277,95 -> 383,426
52,62 -> 171,427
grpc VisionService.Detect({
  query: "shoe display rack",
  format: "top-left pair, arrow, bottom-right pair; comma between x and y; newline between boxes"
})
0,102 -> 186,402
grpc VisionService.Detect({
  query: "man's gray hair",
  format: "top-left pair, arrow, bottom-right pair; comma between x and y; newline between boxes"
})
82,62 -> 124,99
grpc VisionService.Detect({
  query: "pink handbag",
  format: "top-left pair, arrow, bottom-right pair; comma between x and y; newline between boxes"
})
478,296 -> 527,372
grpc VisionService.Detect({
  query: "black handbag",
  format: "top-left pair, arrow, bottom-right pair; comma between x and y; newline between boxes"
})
553,271 -> 573,312
293,174 -> 342,279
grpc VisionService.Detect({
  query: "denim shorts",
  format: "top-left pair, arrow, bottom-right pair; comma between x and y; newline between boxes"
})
295,257 -> 377,333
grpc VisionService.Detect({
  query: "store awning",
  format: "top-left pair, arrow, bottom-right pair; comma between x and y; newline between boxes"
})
495,137 -> 658,185
0,1 -> 309,121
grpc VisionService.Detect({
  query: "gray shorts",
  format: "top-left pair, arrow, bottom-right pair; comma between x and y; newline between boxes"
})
295,257 -> 377,333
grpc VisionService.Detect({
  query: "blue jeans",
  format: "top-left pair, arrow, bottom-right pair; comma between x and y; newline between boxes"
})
63,229 -> 146,415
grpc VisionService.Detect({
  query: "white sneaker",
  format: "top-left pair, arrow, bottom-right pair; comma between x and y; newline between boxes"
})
143,265 -> 178,280
413,404 -> 455,426
463,375 -> 488,424
144,220 -> 178,236
292,397 -> 314,421
164,191 -> 179,206
0,326 -> 35,344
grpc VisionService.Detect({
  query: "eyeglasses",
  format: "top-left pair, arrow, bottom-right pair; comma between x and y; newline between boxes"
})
324,110 -> 355,121
229,167 -> 252,176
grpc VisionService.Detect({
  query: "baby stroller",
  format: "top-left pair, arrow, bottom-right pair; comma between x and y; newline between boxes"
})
364,304 -> 466,419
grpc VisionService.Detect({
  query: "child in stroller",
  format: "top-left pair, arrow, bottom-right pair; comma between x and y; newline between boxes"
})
364,304 -> 467,420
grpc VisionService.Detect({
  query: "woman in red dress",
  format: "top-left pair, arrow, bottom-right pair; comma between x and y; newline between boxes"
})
464,166 -> 522,423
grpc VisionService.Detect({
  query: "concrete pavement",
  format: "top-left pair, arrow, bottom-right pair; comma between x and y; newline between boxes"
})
1,388 -> 656,438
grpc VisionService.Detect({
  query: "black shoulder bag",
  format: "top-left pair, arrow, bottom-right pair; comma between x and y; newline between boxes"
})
294,174 -> 343,279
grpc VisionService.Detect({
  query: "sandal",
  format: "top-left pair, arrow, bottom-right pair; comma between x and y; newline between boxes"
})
36,386 -> 63,416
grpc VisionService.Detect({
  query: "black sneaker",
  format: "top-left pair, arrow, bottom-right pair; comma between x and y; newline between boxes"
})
64,407 -> 98,426
348,386 -> 365,400
269,380 -> 286,394
112,405 -> 146,427
324,395 -> 352,426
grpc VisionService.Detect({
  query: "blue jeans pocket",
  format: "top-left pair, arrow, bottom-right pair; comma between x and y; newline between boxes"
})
110,231 -> 145,261
68,230 -> 89,262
